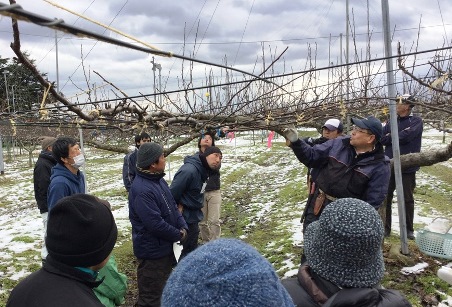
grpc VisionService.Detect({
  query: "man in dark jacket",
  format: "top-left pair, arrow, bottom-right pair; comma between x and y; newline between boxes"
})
284,116 -> 390,232
122,132 -> 150,192
281,198 -> 411,307
33,136 -> 56,261
170,146 -> 222,259
380,94 -> 423,239
196,132 -> 222,243
7,194 -> 118,307
128,142 -> 188,307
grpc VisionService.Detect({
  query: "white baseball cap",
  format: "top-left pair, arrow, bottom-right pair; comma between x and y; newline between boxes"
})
322,119 -> 343,132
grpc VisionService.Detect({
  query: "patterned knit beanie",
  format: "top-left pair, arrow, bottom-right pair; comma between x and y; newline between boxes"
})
161,238 -> 294,307
304,198 -> 385,288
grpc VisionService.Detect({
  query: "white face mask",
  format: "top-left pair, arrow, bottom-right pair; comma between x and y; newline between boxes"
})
71,154 -> 85,169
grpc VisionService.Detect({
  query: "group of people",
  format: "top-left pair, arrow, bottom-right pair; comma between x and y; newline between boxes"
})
10,131 -> 224,306
284,94 -> 423,241
124,131 -> 223,306
7,94 -> 422,306
9,136 -> 127,306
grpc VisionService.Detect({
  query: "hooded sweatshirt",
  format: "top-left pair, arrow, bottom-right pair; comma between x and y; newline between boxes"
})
47,164 -> 86,211
170,155 -> 209,223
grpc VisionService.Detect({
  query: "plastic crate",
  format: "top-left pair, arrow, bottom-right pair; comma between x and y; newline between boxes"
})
416,229 -> 452,260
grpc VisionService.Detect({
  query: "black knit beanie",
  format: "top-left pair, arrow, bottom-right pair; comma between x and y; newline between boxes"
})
199,146 -> 222,170
137,142 -> 163,169
46,194 -> 118,267
201,146 -> 222,157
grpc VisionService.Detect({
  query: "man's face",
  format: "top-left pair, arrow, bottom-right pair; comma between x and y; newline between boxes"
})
139,138 -> 151,145
152,154 -> 166,172
396,103 -> 410,116
201,135 -> 213,148
62,144 -> 81,165
349,126 -> 375,148
322,127 -> 341,140
206,153 -> 222,171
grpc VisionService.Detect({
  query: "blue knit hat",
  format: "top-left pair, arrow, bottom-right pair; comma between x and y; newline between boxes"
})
161,238 -> 294,307
304,198 -> 385,288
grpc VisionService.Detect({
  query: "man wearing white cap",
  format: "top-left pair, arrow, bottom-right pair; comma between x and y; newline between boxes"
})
303,118 -> 344,146
302,119 -> 344,197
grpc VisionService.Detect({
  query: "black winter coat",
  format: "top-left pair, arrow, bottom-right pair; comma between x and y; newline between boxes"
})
33,151 -> 57,213
282,265 -> 411,307
380,114 -> 423,173
7,256 -> 104,307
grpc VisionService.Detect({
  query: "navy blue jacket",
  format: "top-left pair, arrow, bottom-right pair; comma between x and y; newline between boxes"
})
291,136 -> 390,209
170,155 -> 209,224
380,115 -> 423,173
47,164 -> 86,211
122,149 -> 138,191
33,151 -> 57,213
129,170 -> 188,260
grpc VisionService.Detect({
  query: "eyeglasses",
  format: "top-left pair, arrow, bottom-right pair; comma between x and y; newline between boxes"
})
352,126 -> 373,135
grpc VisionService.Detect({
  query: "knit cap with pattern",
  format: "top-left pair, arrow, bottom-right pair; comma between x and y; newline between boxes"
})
304,198 -> 385,288
161,238 -> 294,307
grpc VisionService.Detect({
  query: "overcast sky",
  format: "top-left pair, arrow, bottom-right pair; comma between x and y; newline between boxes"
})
0,0 -> 451,103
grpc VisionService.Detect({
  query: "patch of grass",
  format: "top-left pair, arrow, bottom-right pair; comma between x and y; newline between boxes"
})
416,181 -> 452,218
223,166 -> 252,185
0,250 -> 42,299
11,236 -> 36,243
0,176 -> 16,185
421,164 -> 452,189
279,179 -> 308,205
251,152 -> 278,166
221,189 -> 254,238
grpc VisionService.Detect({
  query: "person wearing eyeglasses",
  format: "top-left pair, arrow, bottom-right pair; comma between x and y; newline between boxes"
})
283,116 -> 390,233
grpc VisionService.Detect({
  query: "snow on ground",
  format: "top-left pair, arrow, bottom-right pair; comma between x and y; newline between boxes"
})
0,129 -> 450,297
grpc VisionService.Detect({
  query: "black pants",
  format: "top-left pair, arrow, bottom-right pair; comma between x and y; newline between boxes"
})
179,222 -> 199,260
385,172 -> 416,233
136,253 -> 176,307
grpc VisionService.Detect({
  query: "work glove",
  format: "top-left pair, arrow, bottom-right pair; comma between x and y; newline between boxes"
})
179,228 -> 188,244
283,128 -> 299,143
